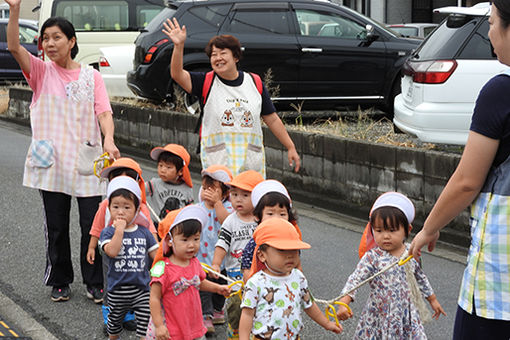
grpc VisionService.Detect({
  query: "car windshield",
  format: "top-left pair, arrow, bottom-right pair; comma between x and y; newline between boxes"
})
145,6 -> 177,31
412,14 -> 483,60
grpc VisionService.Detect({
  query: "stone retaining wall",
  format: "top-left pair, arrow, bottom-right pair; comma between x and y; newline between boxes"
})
4,87 -> 469,247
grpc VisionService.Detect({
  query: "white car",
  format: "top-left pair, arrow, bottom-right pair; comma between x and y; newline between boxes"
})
99,44 -> 136,98
386,23 -> 438,39
393,2 -> 507,145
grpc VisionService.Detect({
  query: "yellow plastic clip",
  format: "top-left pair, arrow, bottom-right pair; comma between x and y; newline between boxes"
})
227,280 -> 244,299
93,152 -> 112,178
325,301 -> 352,327
201,263 -> 213,274
398,255 -> 413,266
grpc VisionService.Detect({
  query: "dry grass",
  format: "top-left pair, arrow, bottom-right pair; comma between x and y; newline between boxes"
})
0,88 -> 8,115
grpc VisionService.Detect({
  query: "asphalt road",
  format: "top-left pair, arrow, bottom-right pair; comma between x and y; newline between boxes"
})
0,119 -> 466,339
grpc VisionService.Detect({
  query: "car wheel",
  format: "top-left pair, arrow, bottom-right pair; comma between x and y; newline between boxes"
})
383,79 -> 401,120
184,92 -> 201,115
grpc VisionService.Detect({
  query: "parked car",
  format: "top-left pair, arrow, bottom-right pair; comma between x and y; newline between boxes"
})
386,23 -> 438,38
0,18 -> 38,81
36,0 -> 164,68
127,0 -> 420,113
99,44 -> 136,97
393,2 -> 505,145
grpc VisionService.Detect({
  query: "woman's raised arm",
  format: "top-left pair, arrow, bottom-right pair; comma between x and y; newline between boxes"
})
6,0 -> 32,74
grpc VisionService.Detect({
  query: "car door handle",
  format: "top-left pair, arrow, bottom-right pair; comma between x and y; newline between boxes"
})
301,48 -> 322,53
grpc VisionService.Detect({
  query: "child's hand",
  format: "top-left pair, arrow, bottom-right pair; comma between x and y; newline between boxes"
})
86,247 -> 95,264
324,320 -> 343,334
113,218 -> 127,230
336,304 -> 353,321
217,284 -> 232,297
428,296 -> 447,320
210,264 -> 221,279
155,324 -> 170,340
202,186 -> 222,204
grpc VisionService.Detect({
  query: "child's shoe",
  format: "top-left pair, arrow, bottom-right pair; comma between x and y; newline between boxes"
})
86,285 -> 104,304
51,286 -> 70,302
212,309 -> 225,325
204,316 -> 215,335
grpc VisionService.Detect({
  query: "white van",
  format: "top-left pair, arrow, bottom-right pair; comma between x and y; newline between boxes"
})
37,0 -> 164,68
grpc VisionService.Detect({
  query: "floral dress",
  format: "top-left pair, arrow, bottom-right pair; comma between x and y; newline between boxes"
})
341,244 -> 434,340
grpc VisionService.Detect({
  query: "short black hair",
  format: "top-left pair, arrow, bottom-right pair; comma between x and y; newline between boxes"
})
40,17 -> 79,59
158,152 -> 184,171
494,0 -> 510,28
205,35 -> 242,61
253,192 -> 297,224
108,188 -> 140,210
108,167 -> 139,181
164,219 -> 202,257
202,175 -> 229,198
370,206 -> 409,238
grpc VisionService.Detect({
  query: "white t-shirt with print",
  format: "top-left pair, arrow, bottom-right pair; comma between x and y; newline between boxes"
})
241,269 -> 313,340
215,212 -> 258,280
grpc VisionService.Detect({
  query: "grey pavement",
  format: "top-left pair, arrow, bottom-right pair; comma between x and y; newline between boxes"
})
0,119 -> 466,339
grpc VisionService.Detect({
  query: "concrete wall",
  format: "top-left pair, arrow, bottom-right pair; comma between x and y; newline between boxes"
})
5,87 -> 470,247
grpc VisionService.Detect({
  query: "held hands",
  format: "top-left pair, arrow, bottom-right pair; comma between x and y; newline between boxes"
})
209,264 -> 221,280
155,324 -> 171,340
408,229 -> 440,259
162,18 -> 187,46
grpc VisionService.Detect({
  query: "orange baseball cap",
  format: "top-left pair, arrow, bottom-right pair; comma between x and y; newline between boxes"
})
99,157 -> 146,203
226,170 -> 264,192
150,144 -> 192,188
249,218 -> 310,278
201,164 -> 233,184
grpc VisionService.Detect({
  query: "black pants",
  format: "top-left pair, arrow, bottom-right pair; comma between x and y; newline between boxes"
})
41,190 -> 102,287
453,304 -> 510,340
200,270 -> 227,317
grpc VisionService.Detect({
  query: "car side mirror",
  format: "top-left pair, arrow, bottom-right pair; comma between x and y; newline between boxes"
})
358,24 -> 378,45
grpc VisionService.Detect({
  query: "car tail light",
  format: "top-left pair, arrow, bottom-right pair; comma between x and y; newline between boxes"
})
403,60 -> 457,84
143,38 -> 169,64
99,57 -> 110,67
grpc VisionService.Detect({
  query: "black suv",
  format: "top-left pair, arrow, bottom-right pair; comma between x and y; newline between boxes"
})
127,0 -> 420,112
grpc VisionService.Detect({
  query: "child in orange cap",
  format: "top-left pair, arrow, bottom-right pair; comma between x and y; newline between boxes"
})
87,158 -> 157,298
198,164 -> 235,334
147,205 -> 231,340
210,170 -> 264,339
146,144 -> 194,231
239,218 -> 342,340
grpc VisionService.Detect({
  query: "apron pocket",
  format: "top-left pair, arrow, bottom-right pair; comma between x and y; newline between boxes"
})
77,141 -> 103,176
29,139 -> 55,168
244,143 -> 263,172
204,143 -> 229,167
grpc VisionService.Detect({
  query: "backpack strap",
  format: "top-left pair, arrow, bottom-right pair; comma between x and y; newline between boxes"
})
201,71 -> 216,105
248,72 -> 263,95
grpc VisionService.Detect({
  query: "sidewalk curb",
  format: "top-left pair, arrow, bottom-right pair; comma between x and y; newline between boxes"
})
0,292 -> 58,340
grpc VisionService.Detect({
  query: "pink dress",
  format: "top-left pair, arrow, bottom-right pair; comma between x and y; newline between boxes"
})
22,54 -> 111,196
147,257 -> 207,340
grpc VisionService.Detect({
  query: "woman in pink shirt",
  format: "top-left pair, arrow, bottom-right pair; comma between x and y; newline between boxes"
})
6,0 -> 120,303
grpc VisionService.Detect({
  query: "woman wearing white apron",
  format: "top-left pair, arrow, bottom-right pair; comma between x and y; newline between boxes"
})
6,0 -> 120,302
164,18 -> 300,177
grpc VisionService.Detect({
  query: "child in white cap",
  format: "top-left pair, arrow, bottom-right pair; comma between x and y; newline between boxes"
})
147,205 -> 231,340
240,179 -> 301,281
99,176 -> 159,340
336,192 -> 446,339
198,164 -> 235,333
